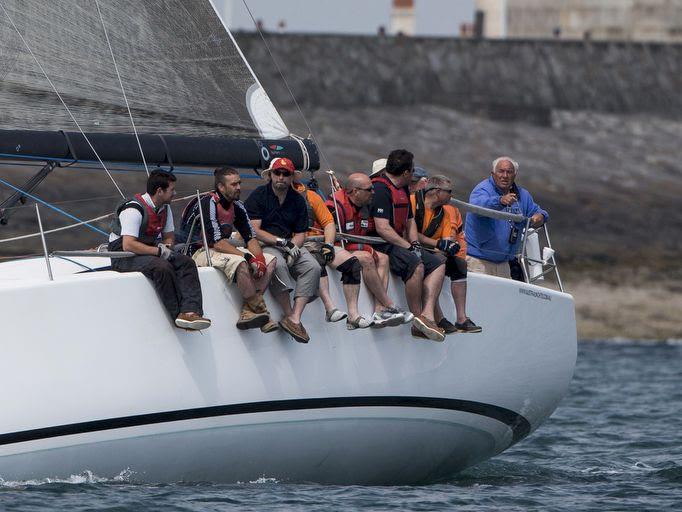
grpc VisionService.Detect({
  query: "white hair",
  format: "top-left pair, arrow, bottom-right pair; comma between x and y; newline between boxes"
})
492,156 -> 519,173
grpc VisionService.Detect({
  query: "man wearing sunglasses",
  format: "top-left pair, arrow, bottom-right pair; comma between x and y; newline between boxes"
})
244,158 -> 321,344
370,149 -> 447,342
411,175 -> 482,335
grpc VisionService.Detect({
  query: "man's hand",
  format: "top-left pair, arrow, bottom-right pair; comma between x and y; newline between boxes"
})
321,243 -> 335,263
500,193 -> 518,206
530,213 -> 545,228
245,252 -> 267,278
157,243 -> 175,262
409,240 -> 422,258
436,239 -> 460,258
276,238 -> 301,261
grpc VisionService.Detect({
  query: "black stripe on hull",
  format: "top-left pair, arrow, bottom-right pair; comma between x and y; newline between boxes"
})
0,396 -> 531,447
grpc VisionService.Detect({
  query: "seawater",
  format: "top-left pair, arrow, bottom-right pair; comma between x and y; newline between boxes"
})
1,341 -> 680,511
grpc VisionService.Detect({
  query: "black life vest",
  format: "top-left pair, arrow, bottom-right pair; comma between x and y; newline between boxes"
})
371,173 -> 410,236
111,193 -> 168,246
413,189 -> 445,238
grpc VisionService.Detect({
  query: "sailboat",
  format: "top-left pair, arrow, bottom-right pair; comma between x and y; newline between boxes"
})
0,0 -> 577,484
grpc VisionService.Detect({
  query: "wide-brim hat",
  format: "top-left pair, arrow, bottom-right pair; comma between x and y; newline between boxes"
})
369,158 -> 387,178
260,157 -> 301,178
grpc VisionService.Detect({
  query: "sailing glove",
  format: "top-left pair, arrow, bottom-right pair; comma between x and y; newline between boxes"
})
157,243 -> 175,262
276,238 -> 301,263
321,243 -> 335,263
244,252 -> 267,279
437,239 -> 461,258
409,241 -> 422,258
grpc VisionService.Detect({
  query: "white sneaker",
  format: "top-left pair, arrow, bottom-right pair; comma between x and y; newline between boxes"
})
385,306 -> 413,324
326,308 -> 348,322
347,316 -> 373,330
371,309 -> 404,328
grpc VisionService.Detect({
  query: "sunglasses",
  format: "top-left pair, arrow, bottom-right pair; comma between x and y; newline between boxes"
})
271,169 -> 293,177
355,186 -> 374,192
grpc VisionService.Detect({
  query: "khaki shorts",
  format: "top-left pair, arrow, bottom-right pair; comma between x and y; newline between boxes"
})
193,247 -> 275,283
466,255 -> 511,279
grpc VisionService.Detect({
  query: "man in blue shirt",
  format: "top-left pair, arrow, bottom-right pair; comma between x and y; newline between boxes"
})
465,157 -> 548,278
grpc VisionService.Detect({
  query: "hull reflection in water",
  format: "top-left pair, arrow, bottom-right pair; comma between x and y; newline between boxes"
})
0,259 -> 576,484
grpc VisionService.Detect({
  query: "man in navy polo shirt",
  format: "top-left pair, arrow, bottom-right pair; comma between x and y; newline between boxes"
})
244,157 -> 321,344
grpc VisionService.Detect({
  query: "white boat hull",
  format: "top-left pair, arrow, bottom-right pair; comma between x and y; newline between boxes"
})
0,259 -> 576,484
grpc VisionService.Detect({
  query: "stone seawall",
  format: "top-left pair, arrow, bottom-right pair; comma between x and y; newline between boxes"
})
235,33 -> 682,121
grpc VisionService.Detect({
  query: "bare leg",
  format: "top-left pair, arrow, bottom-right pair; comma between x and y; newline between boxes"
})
275,292 -> 292,318
421,264 -> 446,321
375,251 -> 391,313
451,280 -> 468,323
235,262 -> 257,300
342,284 -> 361,320
354,251 -> 394,311
405,263 -> 425,316
318,276 -> 337,313
289,296 -> 308,324
434,301 -> 444,323
255,258 -> 277,294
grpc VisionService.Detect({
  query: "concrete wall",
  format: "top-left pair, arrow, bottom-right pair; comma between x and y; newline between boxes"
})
235,33 -> 682,122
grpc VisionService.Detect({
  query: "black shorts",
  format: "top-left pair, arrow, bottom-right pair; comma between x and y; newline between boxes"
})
376,244 -> 445,282
445,256 -> 468,281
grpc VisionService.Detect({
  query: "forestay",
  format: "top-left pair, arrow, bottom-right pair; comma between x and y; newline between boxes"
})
0,0 -> 288,140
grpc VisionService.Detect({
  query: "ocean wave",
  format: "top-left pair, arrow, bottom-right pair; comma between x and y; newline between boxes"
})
0,468 -> 134,488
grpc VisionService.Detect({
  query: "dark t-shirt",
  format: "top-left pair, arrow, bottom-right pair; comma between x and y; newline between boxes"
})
369,180 -> 413,230
245,184 -> 309,238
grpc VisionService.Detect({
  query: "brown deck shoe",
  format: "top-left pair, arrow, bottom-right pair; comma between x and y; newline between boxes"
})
412,315 -> 445,342
260,319 -> 279,333
411,325 -> 428,339
236,294 -> 270,330
175,312 -> 211,331
278,317 -> 310,344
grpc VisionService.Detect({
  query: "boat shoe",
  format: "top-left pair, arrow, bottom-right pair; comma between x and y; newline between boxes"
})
437,318 -> 458,335
325,308 -> 348,322
411,325 -> 429,339
175,312 -> 211,331
347,315 -> 373,330
412,316 -> 445,342
260,319 -> 279,333
455,318 -> 483,333
279,317 -> 310,344
236,293 -> 270,330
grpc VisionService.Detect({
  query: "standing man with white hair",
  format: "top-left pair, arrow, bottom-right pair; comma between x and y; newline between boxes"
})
465,156 -> 548,278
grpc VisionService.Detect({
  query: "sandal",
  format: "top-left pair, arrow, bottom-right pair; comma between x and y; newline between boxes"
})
325,308 -> 348,322
346,316 -> 373,330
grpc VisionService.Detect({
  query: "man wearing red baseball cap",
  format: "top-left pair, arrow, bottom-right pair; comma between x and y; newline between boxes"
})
244,157 -> 321,344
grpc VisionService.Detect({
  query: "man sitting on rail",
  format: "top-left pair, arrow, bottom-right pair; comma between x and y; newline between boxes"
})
244,157 -> 321,344
108,169 -> 210,331
179,167 -> 277,332
326,172 -> 409,328
411,175 -> 482,335
465,156 -> 548,278
370,149 -> 446,342
293,177 -> 376,330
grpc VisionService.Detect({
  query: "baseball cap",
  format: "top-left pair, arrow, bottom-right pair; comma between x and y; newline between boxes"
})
412,166 -> 428,180
370,158 -> 387,178
261,157 -> 297,178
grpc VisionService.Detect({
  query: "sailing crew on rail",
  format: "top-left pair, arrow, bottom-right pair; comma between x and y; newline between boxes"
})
326,172 -> 410,328
178,167 -> 277,332
293,177 -> 375,330
244,157 -> 321,344
411,174 -> 482,335
465,156 -> 548,279
108,169 -> 211,331
369,149 -> 447,342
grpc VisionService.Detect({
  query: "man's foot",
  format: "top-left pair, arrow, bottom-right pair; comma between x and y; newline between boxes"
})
236,295 -> 270,330
279,317 -> 310,344
347,315 -> 373,330
437,318 -> 458,335
370,309 -> 404,328
325,308 -> 348,323
412,316 -> 445,342
411,325 -> 428,339
260,319 -> 279,333
455,318 -> 483,333
175,312 -> 211,331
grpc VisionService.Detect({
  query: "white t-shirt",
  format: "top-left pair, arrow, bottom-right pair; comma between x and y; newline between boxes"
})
109,193 -> 174,242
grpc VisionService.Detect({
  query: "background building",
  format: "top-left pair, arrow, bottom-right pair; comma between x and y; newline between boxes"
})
389,0 -> 417,35
475,0 -> 682,41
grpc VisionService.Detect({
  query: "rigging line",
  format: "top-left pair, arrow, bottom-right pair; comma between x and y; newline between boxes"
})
94,0 -> 149,177
0,192 -> 205,244
0,1 -> 125,198
240,0 -> 333,172
0,177 -> 109,237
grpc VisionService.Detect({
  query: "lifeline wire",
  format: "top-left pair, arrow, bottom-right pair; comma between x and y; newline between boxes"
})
94,0 -> 150,176
241,0 -> 333,173
0,1 -> 125,198
0,176 -> 109,237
